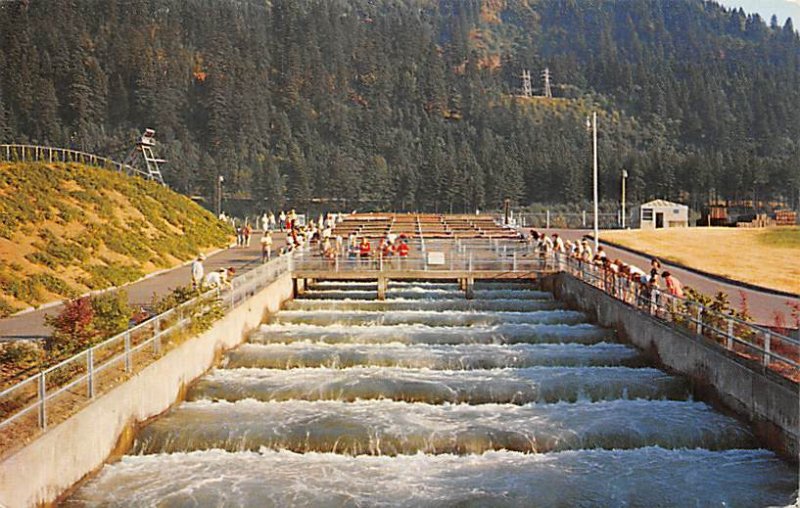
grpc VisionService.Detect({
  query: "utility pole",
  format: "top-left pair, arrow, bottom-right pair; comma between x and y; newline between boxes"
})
542,68 -> 552,99
216,175 -> 224,217
586,113 -> 599,251
520,70 -> 533,98
621,169 -> 628,229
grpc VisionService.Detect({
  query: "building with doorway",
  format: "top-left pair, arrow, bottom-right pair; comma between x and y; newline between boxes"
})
631,199 -> 689,230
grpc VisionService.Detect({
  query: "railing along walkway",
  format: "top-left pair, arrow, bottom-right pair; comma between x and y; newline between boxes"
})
0,254 -> 291,450
0,144 -> 153,180
561,255 -> 799,381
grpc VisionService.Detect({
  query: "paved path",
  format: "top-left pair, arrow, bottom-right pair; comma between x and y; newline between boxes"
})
0,234 -> 284,342
543,229 -> 799,326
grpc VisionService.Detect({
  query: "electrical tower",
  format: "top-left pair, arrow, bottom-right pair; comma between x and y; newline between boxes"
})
542,68 -> 553,98
520,70 -> 533,98
123,129 -> 167,185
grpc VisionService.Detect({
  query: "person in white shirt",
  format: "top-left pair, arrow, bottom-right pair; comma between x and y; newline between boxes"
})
261,231 -> 273,262
191,254 -> 205,290
204,267 -> 235,289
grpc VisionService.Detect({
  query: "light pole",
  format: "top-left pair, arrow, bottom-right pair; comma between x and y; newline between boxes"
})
586,112 -> 599,251
216,175 -> 224,218
621,169 -> 628,229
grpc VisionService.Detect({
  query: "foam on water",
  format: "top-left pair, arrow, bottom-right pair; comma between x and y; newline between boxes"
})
283,298 -> 565,312
299,288 -> 553,300
223,342 -> 642,370
64,448 -> 797,507
249,322 -> 614,346
272,309 -> 588,327
133,398 -> 756,455
188,366 -> 688,404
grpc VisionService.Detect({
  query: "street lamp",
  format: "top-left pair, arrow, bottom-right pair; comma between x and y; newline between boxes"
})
621,169 -> 628,229
586,113 -> 599,251
216,175 -> 224,218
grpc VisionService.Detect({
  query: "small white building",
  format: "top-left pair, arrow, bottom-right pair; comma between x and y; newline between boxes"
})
631,199 -> 689,230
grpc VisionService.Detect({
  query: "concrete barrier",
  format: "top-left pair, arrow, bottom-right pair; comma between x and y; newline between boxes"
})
542,273 -> 799,461
0,273 -> 293,508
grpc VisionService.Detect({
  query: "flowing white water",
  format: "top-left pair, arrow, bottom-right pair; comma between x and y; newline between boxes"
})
283,298 -> 564,312
65,281 -> 798,506
271,309 -> 588,326
188,366 -> 689,404
250,323 -> 614,345
133,399 -> 756,455
65,449 -> 797,508
223,342 -> 642,369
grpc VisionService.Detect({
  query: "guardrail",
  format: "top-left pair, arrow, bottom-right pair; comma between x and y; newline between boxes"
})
0,254 -> 291,435
0,144 -> 153,180
561,255 -> 800,380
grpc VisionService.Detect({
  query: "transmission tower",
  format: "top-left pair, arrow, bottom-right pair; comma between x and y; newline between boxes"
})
123,128 -> 167,185
520,70 -> 533,98
542,68 -> 553,98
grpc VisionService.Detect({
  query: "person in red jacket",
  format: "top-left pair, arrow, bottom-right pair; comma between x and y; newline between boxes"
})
397,240 -> 410,258
359,237 -> 372,258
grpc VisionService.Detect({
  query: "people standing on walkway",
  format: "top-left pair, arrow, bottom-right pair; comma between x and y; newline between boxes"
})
359,237 -> 372,260
279,211 -> 287,231
662,271 -> 684,298
261,231 -> 273,263
243,223 -> 252,247
236,223 -> 244,247
191,254 -> 205,290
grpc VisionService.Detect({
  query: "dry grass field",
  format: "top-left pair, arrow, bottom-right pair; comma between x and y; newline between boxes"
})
601,227 -> 800,295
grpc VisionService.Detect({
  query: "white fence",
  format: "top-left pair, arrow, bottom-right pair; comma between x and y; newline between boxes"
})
561,255 -> 799,378
0,144 -> 153,181
0,254 -> 291,432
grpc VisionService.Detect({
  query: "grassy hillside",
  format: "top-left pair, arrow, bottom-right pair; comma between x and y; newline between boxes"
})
0,162 -> 232,316
601,227 -> 800,295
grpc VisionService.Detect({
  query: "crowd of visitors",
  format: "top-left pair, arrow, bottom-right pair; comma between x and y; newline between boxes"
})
528,229 -> 686,308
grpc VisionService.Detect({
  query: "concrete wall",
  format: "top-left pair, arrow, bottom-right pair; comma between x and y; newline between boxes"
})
542,273 -> 799,461
0,273 -> 293,508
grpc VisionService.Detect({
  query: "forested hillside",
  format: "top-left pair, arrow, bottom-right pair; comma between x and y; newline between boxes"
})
0,0 -> 798,212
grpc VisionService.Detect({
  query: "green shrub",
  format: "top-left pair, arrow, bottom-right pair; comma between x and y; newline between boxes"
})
0,341 -> 41,367
86,263 -> 144,289
0,297 -> 16,317
28,273 -> 79,298
91,290 -> 132,338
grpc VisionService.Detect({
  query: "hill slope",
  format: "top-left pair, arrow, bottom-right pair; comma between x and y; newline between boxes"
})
0,162 -> 231,315
0,0 -> 798,212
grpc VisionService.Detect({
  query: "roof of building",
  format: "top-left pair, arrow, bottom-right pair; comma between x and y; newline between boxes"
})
640,199 -> 688,209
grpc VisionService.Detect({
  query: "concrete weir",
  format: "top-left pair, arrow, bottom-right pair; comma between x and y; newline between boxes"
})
541,272 -> 799,461
0,273 -> 293,508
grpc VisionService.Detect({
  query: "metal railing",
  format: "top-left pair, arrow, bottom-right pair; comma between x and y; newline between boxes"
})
561,255 -> 800,379
0,254 -> 291,433
0,144 -> 153,180
293,241 -> 557,274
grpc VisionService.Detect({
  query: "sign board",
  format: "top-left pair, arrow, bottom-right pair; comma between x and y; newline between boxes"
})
427,252 -> 445,265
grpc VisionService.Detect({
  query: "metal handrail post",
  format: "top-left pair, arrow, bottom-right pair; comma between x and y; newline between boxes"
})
124,331 -> 132,372
696,305 -> 704,335
153,316 -> 161,356
87,348 -> 95,398
763,332 -> 771,367
726,319 -> 734,350
38,372 -> 47,430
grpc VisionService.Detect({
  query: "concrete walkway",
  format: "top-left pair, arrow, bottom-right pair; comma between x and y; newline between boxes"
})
0,235 -> 284,342
543,229 -> 798,326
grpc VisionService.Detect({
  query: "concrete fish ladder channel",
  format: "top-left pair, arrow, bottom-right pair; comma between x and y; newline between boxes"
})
63,281 -> 798,505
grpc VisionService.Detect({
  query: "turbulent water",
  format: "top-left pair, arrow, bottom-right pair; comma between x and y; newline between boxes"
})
67,281 -> 798,507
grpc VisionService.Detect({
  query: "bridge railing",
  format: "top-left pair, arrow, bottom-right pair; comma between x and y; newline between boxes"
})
0,144 -> 152,180
293,243 -> 556,274
0,254 -> 291,440
561,255 -> 799,381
